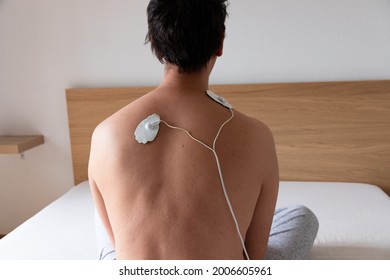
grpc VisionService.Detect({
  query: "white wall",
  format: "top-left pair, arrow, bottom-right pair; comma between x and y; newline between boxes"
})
1,0 -> 389,234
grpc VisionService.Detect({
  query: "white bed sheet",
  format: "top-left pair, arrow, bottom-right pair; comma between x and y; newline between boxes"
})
0,182 -> 97,260
0,181 -> 389,260
277,182 -> 390,259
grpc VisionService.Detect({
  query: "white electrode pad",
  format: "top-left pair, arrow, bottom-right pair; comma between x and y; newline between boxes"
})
134,113 -> 161,144
206,90 -> 233,109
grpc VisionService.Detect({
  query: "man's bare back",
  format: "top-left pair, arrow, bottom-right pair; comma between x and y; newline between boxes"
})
89,83 -> 279,259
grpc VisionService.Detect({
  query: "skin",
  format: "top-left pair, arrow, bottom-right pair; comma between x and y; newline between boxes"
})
88,53 -> 279,260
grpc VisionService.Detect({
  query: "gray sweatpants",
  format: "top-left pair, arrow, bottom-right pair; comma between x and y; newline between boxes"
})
266,205 -> 319,259
96,205 -> 319,260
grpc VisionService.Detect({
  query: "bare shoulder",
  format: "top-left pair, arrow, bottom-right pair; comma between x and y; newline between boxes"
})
231,109 -> 279,186
233,110 -> 276,150
88,91 -> 159,183
91,91 -> 159,147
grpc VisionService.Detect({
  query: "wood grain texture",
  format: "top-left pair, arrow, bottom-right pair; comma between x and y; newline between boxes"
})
0,135 -> 44,154
66,81 -> 390,195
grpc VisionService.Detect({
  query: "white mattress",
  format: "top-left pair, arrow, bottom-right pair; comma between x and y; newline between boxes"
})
0,182 -> 97,260
0,181 -> 389,260
277,182 -> 390,259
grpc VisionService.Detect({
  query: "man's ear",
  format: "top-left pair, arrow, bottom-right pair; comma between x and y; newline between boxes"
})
216,36 -> 224,57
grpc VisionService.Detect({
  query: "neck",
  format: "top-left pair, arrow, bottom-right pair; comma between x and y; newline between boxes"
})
159,58 -> 216,94
159,66 -> 208,93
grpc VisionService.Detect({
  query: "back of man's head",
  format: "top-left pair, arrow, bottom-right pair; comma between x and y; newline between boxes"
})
146,0 -> 228,73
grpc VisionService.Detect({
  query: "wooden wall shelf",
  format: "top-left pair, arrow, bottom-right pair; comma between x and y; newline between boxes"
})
0,135 -> 44,154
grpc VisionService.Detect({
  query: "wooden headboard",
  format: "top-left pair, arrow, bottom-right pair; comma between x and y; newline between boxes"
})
66,80 -> 390,195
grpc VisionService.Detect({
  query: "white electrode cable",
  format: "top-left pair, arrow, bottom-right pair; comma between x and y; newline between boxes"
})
160,109 -> 250,260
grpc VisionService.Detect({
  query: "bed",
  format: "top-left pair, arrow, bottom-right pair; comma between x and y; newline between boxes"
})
0,80 -> 389,260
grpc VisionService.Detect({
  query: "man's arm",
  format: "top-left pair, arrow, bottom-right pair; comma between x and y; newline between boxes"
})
88,125 -> 116,247
244,126 -> 279,259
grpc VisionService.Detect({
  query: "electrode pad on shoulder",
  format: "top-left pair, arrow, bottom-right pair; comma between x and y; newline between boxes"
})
134,113 -> 161,144
206,90 -> 233,109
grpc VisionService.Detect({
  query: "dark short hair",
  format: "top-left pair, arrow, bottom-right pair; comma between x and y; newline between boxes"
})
145,0 -> 228,73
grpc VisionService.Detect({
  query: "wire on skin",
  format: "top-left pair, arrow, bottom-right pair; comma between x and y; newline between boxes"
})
160,108 -> 250,260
